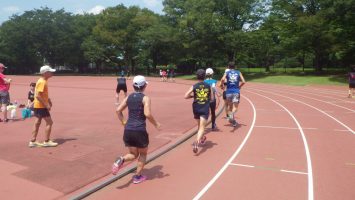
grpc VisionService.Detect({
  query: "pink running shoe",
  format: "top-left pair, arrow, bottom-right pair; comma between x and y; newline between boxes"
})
200,135 -> 207,145
112,156 -> 124,175
133,175 -> 147,184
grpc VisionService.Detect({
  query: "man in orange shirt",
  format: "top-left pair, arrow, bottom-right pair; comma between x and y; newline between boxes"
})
29,65 -> 58,148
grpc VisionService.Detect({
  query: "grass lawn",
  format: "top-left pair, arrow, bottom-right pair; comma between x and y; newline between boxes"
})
244,73 -> 347,86
177,73 -> 348,86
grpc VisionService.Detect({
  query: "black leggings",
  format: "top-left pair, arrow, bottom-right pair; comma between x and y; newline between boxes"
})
209,101 -> 216,125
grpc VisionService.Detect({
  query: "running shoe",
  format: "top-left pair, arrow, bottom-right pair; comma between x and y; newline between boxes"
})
112,156 -> 124,175
42,140 -> 58,147
28,141 -> 42,148
232,120 -> 238,127
212,123 -> 217,130
200,135 -> 207,145
228,117 -> 234,125
133,175 -> 147,184
192,141 -> 198,153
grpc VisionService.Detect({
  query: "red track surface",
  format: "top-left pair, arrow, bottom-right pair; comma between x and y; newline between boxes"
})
1,77 -> 354,200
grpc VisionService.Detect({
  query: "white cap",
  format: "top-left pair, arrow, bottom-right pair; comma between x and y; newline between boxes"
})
206,68 -> 214,75
40,65 -> 56,74
133,75 -> 148,88
224,68 -> 230,74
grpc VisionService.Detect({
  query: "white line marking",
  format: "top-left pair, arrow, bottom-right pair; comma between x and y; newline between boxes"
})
333,129 -> 350,132
251,89 -> 355,135
257,87 -> 355,113
193,95 -> 256,200
230,163 -> 308,175
280,170 -> 308,175
248,91 -> 314,200
255,125 -> 318,130
230,163 -> 255,168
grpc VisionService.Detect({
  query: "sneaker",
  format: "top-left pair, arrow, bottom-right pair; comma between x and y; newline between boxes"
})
112,156 -> 124,175
28,141 -> 42,148
232,120 -> 238,127
200,135 -> 207,145
42,140 -> 58,147
133,174 -> 147,184
192,141 -> 198,153
228,117 -> 234,124
212,123 -> 217,130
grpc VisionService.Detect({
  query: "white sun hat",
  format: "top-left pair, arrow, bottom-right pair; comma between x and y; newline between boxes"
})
40,65 -> 56,74
206,68 -> 214,75
133,75 -> 148,88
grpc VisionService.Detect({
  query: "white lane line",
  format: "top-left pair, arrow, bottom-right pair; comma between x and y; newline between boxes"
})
249,85 -> 354,104
281,170 -> 308,175
247,91 -> 314,200
255,86 -> 355,113
230,163 -> 308,175
255,125 -> 318,130
251,89 -> 355,135
193,95 -> 256,200
333,129 -> 350,132
230,163 -> 254,168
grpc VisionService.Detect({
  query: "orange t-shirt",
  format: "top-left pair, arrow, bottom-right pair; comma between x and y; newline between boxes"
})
34,78 -> 49,108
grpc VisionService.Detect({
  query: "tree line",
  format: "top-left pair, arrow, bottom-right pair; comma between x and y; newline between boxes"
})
0,0 -> 354,75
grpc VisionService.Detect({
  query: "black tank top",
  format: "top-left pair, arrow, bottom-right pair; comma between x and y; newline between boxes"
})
349,72 -> 355,84
117,77 -> 126,85
192,82 -> 211,111
125,92 -> 146,131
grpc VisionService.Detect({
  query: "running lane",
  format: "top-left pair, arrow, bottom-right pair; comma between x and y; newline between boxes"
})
248,84 -> 355,200
84,83 -> 354,200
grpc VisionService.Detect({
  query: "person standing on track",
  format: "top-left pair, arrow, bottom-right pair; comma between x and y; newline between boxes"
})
30,65 -> 58,147
112,75 -> 161,184
204,68 -> 220,130
115,74 -> 127,106
185,69 -> 213,153
220,62 -> 246,127
0,63 -> 11,123
348,65 -> 355,98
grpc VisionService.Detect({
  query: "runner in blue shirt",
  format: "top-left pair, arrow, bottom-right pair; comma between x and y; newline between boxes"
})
220,62 -> 246,127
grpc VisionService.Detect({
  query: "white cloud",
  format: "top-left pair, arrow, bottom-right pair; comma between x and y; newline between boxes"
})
143,0 -> 160,8
2,6 -> 20,13
88,5 -> 105,15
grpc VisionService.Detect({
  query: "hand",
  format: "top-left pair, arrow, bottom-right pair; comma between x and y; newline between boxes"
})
155,122 -> 162,130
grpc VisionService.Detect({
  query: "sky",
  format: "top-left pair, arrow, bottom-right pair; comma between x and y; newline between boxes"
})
0,0 -> 164,24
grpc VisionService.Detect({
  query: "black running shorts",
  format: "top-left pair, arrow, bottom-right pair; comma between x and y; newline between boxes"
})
34,108 -> 51,118
116,84 -> 127,93
123,129 -> 149,148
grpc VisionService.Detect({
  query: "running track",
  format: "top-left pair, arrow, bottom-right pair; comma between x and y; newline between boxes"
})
84,82 -> 355,200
